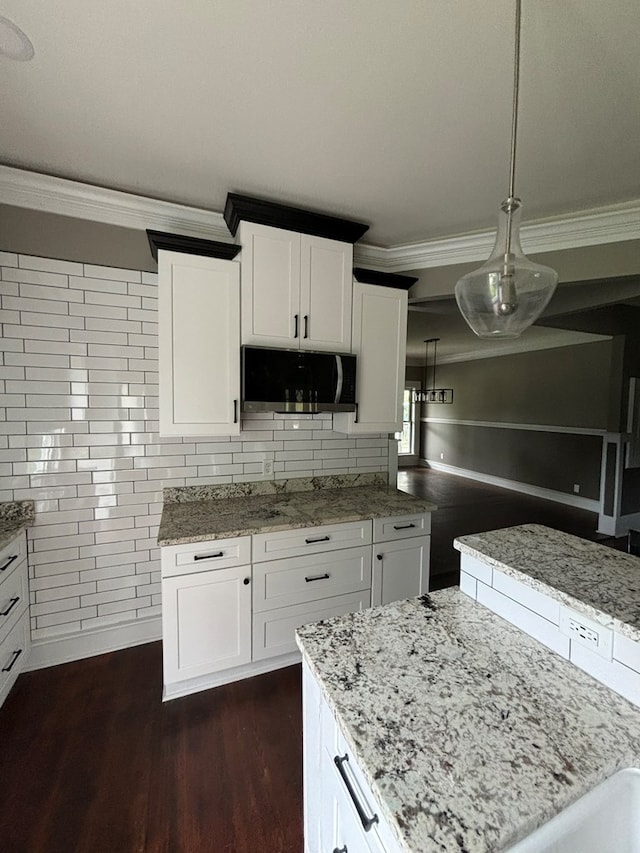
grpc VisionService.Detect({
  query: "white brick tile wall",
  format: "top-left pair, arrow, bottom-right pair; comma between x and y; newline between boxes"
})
1,252 -> 389,646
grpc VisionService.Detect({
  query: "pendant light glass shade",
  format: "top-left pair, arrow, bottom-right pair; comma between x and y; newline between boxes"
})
455,199 -> 558,339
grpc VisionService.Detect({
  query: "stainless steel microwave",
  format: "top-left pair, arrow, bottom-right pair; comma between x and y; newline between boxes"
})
241,346 -> 357,414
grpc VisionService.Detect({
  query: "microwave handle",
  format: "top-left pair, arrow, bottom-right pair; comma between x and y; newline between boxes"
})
334,355 -> 343,404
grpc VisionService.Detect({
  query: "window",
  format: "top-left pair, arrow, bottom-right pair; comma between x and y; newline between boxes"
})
397,386 -> 418,457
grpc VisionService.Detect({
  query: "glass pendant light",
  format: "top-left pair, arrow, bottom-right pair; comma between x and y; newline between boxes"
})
455,0 -> 558,339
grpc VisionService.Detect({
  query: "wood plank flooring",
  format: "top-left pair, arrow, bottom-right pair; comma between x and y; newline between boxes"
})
0,642 -> 302,853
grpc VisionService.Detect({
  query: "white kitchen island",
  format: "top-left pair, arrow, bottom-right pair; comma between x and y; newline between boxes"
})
297,527 -> 640,853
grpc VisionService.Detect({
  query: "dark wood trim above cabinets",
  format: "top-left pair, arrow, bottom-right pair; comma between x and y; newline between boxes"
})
353,268 -> 418,290
146,230 -> 241,262
223,193 -> 369,244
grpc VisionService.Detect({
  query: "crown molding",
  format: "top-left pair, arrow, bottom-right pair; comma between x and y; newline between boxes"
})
0,165 -> 232,242
2,166 -> 638,268
354,201 -> 640,272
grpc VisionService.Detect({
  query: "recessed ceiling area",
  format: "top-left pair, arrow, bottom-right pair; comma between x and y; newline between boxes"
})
1,0 -> 639,247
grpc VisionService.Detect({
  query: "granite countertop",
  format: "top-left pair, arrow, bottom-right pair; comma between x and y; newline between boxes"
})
297,589 -> 640,853
157,473 -> 436,546
454,524 -> 640,642
0,501 -> 34,551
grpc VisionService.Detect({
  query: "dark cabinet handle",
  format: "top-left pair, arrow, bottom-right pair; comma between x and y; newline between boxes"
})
233,399 -> 238,424
0,596 -> 19,617
294,314 -> 299,338
0,554 -> 18,572
243,577 -> 250,585
376,554 -> 383,561
305,573 -> 330,583
354,402 -> 359,423
2,649 -> 22,673
393,523 -> 416,530
193,552 -> 224,561
303,314 -> 309,339
334,755 -> 378,832
305,535 -> 330,544
333,847 -> 348,853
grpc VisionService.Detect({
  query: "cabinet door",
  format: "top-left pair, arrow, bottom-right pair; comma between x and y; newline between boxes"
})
333,283 -> 407,435
162,565 -> 252,685
372,535 -> 430,607
239,222 -> 301,346
299,235 -> 353,352
158,250 -> 240,436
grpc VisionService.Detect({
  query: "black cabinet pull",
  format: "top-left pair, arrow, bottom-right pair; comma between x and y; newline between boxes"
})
294,314 -> 299,338
0,554 -> 18,572
305,535 -> 330,544
393,523 -> 416,530
243,577 -> 250,585
354,402 -> 359,423
376,554 -> 383,561
333,847 -> 348,853
233,399 -> 238,424
305,573 -> 330,583
2,649 -> 22,673
0,597 -> 19,617
193,552 -> 224,561
303,314 -> 309,339
334,755 -> 378,832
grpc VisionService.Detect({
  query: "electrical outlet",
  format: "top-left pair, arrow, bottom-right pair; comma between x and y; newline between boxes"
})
559,605 -> 613,660
573,483 -> 580,494
262,458 -> 274,477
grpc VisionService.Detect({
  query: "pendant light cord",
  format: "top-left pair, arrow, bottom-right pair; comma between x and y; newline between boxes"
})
504,0 -> 522,264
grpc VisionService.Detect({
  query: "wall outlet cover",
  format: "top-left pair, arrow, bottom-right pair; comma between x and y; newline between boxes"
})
559,605 -> 613,660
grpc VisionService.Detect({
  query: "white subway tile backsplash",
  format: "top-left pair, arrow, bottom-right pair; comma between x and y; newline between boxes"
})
1,251 -> 388,650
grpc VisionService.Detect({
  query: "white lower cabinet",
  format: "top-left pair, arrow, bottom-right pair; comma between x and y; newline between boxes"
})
0,530 -> 30,710
303,661 -> 399,853
161,513 -> 430,699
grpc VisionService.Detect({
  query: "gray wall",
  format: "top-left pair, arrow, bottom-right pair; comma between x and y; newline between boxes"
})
0,204 -> 158,272
417,341 -> 613,500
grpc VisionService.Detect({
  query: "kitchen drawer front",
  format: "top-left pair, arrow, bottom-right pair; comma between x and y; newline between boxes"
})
0,530 -> 27,585
161,536 -> 251,578
253,520 -> 372,563
253,546 -> 372,613
0,557 -> 28,646
0,609 -> 30,709
373,512 -> 430,543
253,591 -> 370,661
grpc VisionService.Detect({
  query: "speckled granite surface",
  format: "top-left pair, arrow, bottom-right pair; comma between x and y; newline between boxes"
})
158,481 -> 435,546
297,589 -> 640,853
0,501 -> 34,551
455,524 -> 640,641
163,472 -> 387,503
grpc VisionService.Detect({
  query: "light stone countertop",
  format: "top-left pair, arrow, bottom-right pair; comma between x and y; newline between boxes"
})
454,524 -> 640,642
0,501 -> 34,551
296,589 -> 640,853
157,476 -> 435,546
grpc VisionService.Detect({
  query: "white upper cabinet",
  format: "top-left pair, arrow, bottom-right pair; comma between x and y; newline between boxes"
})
334,282 -> 408,435
158,249 -> 241,436
239,221 -> 353,352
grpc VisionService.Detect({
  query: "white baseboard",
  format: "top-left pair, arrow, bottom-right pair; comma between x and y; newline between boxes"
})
162,651 -> 301,701
597,511 -> 640,538
25,615 -> 162,672
423,459 -> 600,513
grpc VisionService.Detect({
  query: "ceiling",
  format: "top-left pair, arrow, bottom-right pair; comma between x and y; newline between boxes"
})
2,0 -> 640,248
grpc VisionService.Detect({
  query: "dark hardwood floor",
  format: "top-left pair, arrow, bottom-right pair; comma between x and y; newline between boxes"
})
0,467 -> 625,852
0,643 -> 302,853
398,466 -> 623,590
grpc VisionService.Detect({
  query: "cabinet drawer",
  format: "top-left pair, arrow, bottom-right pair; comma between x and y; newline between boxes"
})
0,531 -> 27,585
373,512 -> 430,543
0,557 -> 28,645
0,610 -> 30,709
253,546 -> 372,612
253,591 -> 370,661
253,520 -> 372,563
161,536 -> 251,578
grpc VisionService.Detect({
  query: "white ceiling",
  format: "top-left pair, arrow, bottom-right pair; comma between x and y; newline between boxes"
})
2,0 -> 640,248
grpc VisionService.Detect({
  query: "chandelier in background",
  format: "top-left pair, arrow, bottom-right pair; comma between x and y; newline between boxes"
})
455,0 -> 558,339
413,338 -> 453,405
